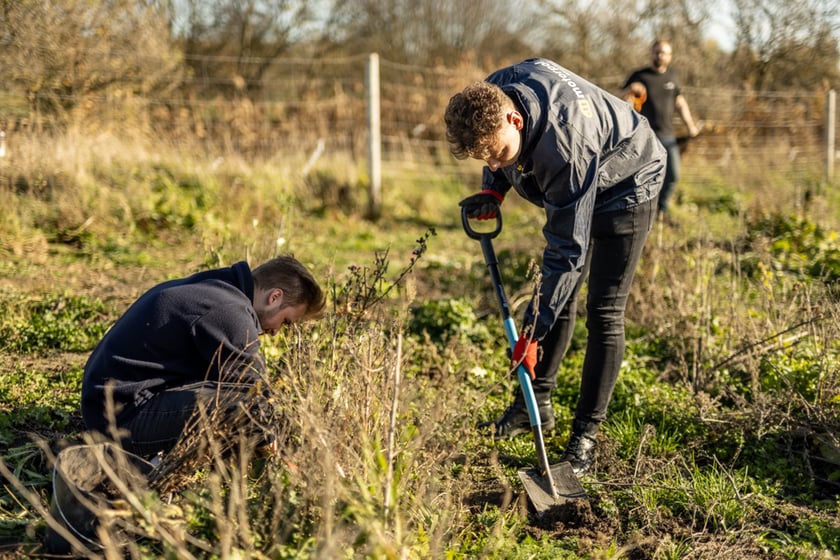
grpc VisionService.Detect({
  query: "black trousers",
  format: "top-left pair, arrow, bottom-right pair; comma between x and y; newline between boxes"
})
121,381 -> 267,458
532,197 -> 657,427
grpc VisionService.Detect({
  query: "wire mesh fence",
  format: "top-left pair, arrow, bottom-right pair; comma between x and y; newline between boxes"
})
2,54 -> 836,195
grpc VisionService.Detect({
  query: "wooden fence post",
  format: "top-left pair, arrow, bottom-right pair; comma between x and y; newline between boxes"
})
827,89 -> 836,183
366,53 -> 382,219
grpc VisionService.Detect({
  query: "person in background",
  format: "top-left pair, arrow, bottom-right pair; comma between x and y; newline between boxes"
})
81,255 -> 325,459
445,58 -> 665,474
621,39 -> 700,221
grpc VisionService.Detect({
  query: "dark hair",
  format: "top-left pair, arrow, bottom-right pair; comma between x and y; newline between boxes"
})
252,255 -> 325,317
444,81 -> 513,160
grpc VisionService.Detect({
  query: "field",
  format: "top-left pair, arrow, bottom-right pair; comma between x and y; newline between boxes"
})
1,128 -> 839,559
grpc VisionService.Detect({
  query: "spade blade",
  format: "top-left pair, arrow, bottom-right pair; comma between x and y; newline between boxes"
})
518,461 -> 586,517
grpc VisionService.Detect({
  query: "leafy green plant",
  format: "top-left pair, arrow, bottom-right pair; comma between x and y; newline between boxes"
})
744,213 -> 840,282
1,132 -> 839,559
0,366 -> 84,446
689,182 -> 743,216
144,169 -> 214,231
0,293 -> 111,353
408,297 -> 492,346
758,345 -> 825,401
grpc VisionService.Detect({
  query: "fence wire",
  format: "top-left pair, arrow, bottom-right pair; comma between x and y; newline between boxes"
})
1,55 -> 836,193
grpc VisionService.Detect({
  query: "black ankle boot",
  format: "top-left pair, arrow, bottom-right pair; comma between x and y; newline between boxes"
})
477,393 -> 554,439
560,420 -> 599,474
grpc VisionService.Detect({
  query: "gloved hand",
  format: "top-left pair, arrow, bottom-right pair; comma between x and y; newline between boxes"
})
459,189 -> 504,220
512,334 -> 538,380
625,82 -> 647,112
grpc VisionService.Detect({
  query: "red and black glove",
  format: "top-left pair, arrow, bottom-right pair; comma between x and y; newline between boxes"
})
459,189 -> 504,220
512,334 -> 538,380
625,81 -> 647,112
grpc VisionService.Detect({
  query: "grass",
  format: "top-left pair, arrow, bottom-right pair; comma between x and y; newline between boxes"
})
0,128 -> 839,558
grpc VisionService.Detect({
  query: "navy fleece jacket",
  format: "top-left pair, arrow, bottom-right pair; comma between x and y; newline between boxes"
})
81,261 -> 265,433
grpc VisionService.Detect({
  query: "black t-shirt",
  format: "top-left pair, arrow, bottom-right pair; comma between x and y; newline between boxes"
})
623,67 -> 681,136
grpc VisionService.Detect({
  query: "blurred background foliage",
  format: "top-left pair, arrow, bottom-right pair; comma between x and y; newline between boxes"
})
0,0 -> 838,117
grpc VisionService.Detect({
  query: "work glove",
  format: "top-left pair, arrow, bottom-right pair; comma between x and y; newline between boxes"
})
459,189 -> 504,220
625,82 -> 647,112
512,333 -> 539,380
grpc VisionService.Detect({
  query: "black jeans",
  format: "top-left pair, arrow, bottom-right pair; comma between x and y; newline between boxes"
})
121,381 -> 267,458
532,197 -> 657,427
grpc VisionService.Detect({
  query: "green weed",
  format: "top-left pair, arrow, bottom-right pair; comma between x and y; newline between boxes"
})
758,344 -> 826,401
409,297 -> 492,346
744,213 -> 840,283
0,366 -> 84,446
0,138 -> 838,558
0,293 -> 110,353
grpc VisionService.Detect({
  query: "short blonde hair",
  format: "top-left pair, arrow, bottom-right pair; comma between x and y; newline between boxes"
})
444,81 -> 513,160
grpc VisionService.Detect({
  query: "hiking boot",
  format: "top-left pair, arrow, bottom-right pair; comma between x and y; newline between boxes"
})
477,395 -> 554,439
559,420 -> 599,475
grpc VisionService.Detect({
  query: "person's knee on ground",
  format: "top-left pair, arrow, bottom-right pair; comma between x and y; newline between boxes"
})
122,383 -> 278,460
178,387 -> 278,457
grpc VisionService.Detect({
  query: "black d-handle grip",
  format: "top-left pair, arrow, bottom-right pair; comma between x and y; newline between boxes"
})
461,206 -> 502,240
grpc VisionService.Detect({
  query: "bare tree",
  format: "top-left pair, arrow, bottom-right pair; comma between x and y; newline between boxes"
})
730,0 -> 840,90
637,0 -> 710,83
176,0 -> 319,95
536,0 -> 729,89
0,0 -> 183,118
320,0 -> 536,66
535,0 -> 650,81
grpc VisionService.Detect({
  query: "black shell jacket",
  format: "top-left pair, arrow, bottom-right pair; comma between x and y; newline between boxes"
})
81,261 -> 264,433
482,58 -> 666,340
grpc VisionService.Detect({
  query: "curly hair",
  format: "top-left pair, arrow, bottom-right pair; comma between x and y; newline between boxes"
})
444,81 -> 512,160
